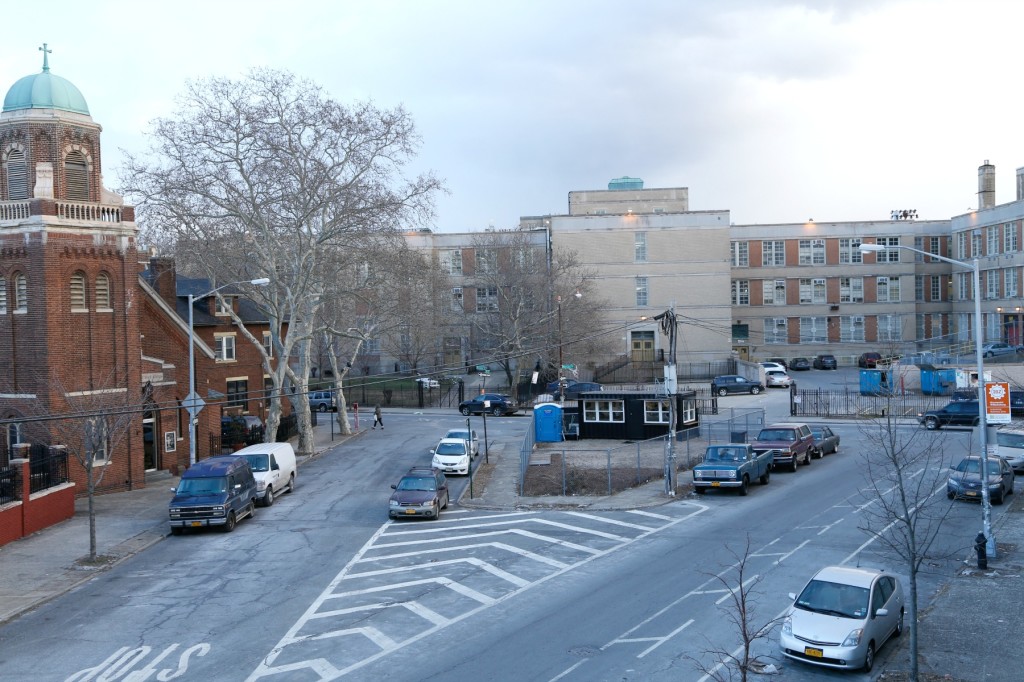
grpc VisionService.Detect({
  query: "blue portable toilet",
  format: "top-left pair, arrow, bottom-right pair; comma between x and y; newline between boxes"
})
919,364 -> 957,396
860,369 -> 897,396
534,402 -> 564,442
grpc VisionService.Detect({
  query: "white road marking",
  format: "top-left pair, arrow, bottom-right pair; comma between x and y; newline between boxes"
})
360,541 -> 570,569
564,511 -> 656,531
371,528 -> 603,555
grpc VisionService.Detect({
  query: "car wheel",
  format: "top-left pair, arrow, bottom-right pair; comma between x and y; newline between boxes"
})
760,469 -> 770,485
790,457 -> 798,473
223,511 -> 237,533
863,642 -> 875,673
263,486 -> 274,507
750,386 -> 761,395
812,447 -> 822,460
442,492 -> 449,509
947,489 -> 955,499
833,443 -> 839,454
717,388 -> 728,397
170,526 -> 183,536
738,475 -> 749,496
288,474 -> 296,493
985,351 -> 993,358
993,488 -> 1005,505
492,406 -> 504,416
803,451 -> 812,465
460,406 -> 471,416
895,609 -> 904,637
924,417 -> 939,430
318,404 -> 327,413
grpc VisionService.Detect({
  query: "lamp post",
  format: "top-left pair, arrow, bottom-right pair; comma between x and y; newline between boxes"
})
556,290 -> 582,399
860,242 -> 995,555
653,304 -> 678,495
185,277 -> 270,468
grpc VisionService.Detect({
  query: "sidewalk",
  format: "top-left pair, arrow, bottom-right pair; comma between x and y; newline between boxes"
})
1,412 -> 1021,682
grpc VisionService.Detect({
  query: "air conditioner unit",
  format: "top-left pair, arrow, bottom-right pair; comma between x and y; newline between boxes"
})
775,318 -> 787,328
853,315 -> 865,325
829,304 -> 840,311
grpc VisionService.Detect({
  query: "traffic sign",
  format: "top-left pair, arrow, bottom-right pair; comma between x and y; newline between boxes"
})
183,391 -> 206,418
985,382 -> 1011,424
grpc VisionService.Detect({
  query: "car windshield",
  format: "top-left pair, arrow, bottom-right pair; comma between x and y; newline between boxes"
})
757,429 -> 795,441
446,430 -> 470,440
240,454 -> 269,472
177,477 -> 227,495
435,443 -> 467,456
997,432 -> 1024,448
796,579 -> 869,619
953,458 -> 1000,475
397,476 -> 436,491
707,447 -> 742,462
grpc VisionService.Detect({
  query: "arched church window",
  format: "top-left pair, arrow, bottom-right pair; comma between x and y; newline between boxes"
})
70,271 -> 87,310
5,149 -> 27,200
14,273 -> 27,312
65,150 -> 89,201
96,273 -> 111,309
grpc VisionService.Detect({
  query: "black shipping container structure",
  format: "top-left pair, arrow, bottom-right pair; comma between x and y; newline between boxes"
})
567,390 -> 699,441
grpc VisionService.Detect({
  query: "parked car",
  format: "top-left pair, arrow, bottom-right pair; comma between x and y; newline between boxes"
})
981,342 -> 1018,358
760,361 -> 787,373
469,364 -> 491,376
753,422 -> 816,471
789,357 -> 811,371
309,390 -> 336,412
168,455 -> 258,534
234,442 -> 297,507
947,455 -> 1014,504
459,393 -> 518,416
415,377 -> 440,389
917,400 -> 980,429
813,354 -> 837,369
711,375 -> 764,396
780,565 -> 904,672
765,370 -> 793,388
431,438 -> 472,475
556,382 -> 604,400
443,428 -> 480,457
691,444 -> 772,495
1011,389 -> 1024,416
546,378 -> 579,393
810,425 -> 840,456
766,357 -> 789,370
388,466 -> 449,519
858,352 -> 883,368
996,423 -> 1024,472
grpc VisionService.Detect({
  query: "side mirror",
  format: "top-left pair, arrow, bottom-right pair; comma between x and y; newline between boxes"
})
875,607 -> 888,618
391,484 -> 398,490
170,486 -> 178,493
788,592 -> 796,600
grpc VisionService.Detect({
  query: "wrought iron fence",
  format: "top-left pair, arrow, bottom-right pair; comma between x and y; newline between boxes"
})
790,388 -> 952,419
29,447 -> 69,494
0,465 -> 17,505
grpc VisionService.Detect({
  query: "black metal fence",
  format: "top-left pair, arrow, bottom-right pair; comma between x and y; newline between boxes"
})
29,447 -> 69,494
343,379 -> 463,409
0,465 -> 16,505
789,388 -> 953,419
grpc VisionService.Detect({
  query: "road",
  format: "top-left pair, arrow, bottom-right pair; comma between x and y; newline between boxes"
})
0,382 -> 1000,681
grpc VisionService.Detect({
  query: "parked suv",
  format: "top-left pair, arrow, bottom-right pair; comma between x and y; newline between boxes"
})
813,354 -> 837,369
168,455 -> 257,534
917,400 -> 980,430
753,422 -> 816,472
309,390 -> 336,412
459,393 -> 518,416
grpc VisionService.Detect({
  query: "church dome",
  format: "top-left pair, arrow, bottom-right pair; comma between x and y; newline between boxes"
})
3,46 -> 90,116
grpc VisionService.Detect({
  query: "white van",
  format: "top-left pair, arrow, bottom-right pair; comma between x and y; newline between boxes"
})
234,442 -> 297,506
996,423 -> 1024,472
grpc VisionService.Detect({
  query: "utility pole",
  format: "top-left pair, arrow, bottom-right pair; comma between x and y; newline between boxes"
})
655,303 -> 678,495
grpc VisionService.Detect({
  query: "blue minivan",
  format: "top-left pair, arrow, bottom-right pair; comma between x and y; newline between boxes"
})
168,456 -> 258,534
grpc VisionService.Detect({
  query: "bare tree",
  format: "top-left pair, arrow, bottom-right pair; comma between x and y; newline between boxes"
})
464,230 -> 611,388
856,372 -> 957,682
689,537 -> 779,682
121,67 -> 442,454
37,375 -> 139,562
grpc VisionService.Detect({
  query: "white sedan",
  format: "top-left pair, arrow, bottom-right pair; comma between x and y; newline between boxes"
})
765,370 -> 793,388
430,438 -> 472,475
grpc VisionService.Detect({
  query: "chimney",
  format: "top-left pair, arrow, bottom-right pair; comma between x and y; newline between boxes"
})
1017,167 -> 1024,201
148,256 -> 178,310
978,160 -> 996,210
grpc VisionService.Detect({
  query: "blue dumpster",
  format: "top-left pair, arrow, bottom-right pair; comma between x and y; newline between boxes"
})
860,369 -> 897,396
920,366 -> 957,396
534,402 -> 564,442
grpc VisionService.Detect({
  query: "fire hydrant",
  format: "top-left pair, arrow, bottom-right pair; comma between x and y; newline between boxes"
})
975,532 -> 988,569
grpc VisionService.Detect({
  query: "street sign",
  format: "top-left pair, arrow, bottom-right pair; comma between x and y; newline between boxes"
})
985,382 -> 1011,424
561,364 -> 575,370
183,391 -> 206,418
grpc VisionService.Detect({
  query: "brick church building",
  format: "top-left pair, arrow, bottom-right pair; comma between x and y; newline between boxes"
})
0,49 -> 273,497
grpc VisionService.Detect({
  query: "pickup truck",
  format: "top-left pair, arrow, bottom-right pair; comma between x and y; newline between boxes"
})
691,444 -> 773,496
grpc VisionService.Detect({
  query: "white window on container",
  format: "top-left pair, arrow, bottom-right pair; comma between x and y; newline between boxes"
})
583,399 -> 625,423
643,399 -> 671,424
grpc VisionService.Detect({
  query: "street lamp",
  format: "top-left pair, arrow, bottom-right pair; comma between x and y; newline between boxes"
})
185,277 -> 271,467
860,242 -> 995,555
653,305 -> 678,495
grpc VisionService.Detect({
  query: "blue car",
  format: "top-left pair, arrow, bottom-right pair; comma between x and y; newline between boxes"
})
711,375 -> 764,396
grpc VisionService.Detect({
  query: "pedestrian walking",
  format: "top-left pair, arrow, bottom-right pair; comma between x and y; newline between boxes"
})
372,403 -> 383,430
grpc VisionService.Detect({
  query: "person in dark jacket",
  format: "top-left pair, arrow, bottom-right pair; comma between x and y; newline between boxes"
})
372,404 -> 383,430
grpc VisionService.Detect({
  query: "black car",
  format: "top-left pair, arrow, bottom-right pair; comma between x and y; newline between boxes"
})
545,378 -> 579,393
556,382 -> 603,400
789,357 -> 811,371
918,400 -> 980,429
711,375 -> 764,396
459,393 -> 518,416
947,456 -> 1014,504
813,354 -> 837,369
810,425 -> 840,456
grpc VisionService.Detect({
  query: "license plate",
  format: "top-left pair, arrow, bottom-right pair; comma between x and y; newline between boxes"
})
804,647 -> 823,658
711,482 -> 721,487
966,491 -> 978,497
404,509 -> 416,514
190,521 -> 202,527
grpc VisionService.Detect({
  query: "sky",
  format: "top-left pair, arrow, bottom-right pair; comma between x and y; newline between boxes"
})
2,0 -> 1023,231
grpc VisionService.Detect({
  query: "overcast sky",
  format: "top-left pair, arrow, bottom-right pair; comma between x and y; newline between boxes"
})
2,0 -> 1022,231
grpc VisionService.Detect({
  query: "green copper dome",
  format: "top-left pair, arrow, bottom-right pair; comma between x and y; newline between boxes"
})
2,44 -> 89,115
